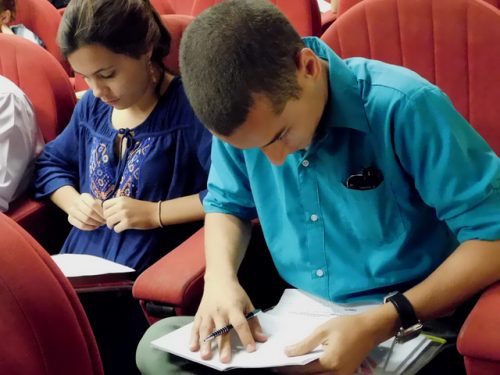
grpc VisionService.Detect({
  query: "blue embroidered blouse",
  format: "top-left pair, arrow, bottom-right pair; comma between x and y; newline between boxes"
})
35,77 -> 212,272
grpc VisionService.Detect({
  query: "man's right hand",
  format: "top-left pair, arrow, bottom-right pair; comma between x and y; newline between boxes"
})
67,192 -> 106,230
189,278 -> 268,363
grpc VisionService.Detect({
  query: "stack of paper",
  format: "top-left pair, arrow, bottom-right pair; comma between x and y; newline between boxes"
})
151,289 -> 443,373
51,253 -> 135,287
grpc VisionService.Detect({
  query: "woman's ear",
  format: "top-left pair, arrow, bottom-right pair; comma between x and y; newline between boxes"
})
146,47 -> 154,60
0,9 -> 12,25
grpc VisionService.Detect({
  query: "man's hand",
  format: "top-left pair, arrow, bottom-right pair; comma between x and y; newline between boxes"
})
67,192 -> 105,230
189,278 -> 268,363
278,313 -> 388,375
102,196 -> 158,233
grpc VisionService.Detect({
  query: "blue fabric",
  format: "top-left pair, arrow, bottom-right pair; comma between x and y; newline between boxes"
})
204,37 -> 500,303
35,77 -> 212,272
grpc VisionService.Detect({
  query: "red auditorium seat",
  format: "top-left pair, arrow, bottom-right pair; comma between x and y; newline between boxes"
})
0,34 -> 75,251
0,213 -> 103,375
191,0 -> 322,36
149,0 -> 175,14
482,0 -> 500,8
14,0 -> 71,74
166,0 -> 196,14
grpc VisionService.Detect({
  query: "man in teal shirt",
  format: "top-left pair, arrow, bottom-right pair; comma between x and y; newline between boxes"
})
137,1 -> 500,374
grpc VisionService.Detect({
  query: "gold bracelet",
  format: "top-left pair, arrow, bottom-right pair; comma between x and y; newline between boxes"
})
158,200 -> 164,228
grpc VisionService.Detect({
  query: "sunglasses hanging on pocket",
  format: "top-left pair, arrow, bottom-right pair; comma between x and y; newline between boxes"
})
345,167 -> 384,190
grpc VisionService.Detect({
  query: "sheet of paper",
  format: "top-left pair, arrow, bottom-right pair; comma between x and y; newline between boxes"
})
152,289 -> 440,373
269,288 -> 380,317
151,312 -> 328,371
51,253 -> 135,277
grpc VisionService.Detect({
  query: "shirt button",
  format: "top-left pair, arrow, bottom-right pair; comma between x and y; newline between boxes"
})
315,269 -> 324,277
310,214 -> 318,222
302,159 -> 310,167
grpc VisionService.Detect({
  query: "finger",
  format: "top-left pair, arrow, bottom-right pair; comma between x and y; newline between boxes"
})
68,215 -> 100,231
112,221 -> 127,233
285,330 -> 324,357
248,316 -> 268,343
105,212 -> 122,231
77,199 -> 105,224
213,315 -> 232,363
198,317 -> 215,360
80,193 -> 105,220
189,316 -> 202,352
230,312 -> 256,353
69,206 -> 104,227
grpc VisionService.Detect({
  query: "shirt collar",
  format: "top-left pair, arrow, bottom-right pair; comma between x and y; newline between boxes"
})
303,37 -> 369,134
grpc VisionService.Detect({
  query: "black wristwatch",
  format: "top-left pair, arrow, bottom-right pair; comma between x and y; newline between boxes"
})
384,291 -> 423,343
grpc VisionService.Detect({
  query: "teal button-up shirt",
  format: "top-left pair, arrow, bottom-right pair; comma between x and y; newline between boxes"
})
204,37 -> 500,303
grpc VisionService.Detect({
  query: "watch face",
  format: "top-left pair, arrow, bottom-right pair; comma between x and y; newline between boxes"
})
395,323 -> 423,344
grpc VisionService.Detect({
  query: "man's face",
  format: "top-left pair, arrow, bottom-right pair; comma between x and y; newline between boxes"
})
218,91 -> 323,166
217,49 -> 328,166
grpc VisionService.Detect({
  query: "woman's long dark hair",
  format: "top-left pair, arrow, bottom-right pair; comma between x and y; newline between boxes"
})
58,0 -> 171,95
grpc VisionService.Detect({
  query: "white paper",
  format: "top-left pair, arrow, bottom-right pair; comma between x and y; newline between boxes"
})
151,312 -> 328,371
152,289 -> 438,373
269,288 -> 379,317
51,253 -> 135,277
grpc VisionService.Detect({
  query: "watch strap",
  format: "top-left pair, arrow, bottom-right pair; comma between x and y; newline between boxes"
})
385,292 -> 419,329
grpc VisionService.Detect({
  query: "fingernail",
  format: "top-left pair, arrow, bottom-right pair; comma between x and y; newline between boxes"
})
246,343 -> 256,352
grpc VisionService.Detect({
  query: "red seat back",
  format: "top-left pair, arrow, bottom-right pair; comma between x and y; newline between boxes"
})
338,0 -> 363,15
0,35 -> 75,143
0,213 -> 103,375
482,0 -> 500,8
161,14 -> 195,74
150,0 -> 175,14
191,0 -> 322,36
322,0 -> 500,153
0,35 -> 75,249
14,0 -> 71,74
167,0 -> 196,14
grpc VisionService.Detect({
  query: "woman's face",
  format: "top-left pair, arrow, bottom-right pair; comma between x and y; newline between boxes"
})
68,44 -> 153,110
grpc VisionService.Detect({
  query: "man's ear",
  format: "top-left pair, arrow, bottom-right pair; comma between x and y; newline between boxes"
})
0,10 -> 12,25
295,48 -> 321,79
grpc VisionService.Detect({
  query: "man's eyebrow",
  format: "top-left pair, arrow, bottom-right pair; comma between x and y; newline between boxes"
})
261,127 -> 287,148
73,65 -> 115,77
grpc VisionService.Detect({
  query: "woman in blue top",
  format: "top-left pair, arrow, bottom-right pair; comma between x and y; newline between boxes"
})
34,0 -> 212,273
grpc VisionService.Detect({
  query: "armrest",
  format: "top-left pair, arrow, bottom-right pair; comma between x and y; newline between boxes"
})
132,227 -> 206,319
458,281 -> 500,362
6,196 -> 70,253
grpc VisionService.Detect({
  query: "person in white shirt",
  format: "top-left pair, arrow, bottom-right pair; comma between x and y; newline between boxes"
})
0,75 -> 44,212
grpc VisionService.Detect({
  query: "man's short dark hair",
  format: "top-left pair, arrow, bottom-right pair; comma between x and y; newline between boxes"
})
180,0 -> 304,136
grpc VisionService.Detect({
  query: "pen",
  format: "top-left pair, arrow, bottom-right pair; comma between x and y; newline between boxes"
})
203,309 -> 262,342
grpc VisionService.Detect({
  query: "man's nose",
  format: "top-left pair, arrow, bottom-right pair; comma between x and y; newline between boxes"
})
260,143 -> 289,166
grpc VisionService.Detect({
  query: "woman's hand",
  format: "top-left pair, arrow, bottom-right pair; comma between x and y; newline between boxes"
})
67,192 -> 105,230
102,196 -> 158,232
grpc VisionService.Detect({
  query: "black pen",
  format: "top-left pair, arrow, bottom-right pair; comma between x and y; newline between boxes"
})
203,309 -> 262,342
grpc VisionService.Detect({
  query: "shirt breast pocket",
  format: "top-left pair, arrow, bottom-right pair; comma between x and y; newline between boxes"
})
339,181 -> 405,244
